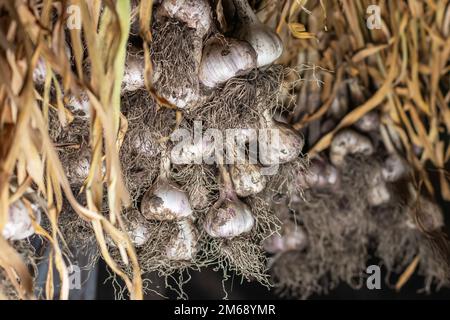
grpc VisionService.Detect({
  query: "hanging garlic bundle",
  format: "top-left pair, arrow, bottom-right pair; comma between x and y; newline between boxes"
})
141,149 -> 193,221
2,200 -> 41,241
166,218 -> 199,261
263,222 -> 308,254
329,129 -> 374,167
199,37 -> 257,88
204,164 -> 255,238
259,110 -> 305,165
230,162 -> 266,197
228,0 -> 283,68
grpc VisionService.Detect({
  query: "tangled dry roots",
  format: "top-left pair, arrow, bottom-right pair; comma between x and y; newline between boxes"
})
151,18 -> 200,108
190,65 -> 286,130
0,240 -> 38,300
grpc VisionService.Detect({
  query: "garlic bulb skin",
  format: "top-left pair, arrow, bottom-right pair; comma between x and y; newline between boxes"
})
141,179 -> 193,221
330,129 -> 374,167
230,163 -> 266,197
157,0 -> 212,38
204,198 -> 254,238
2,201 -> 41,241
166,219 -> 199,261
381,154 -> 410,182
263,223 -> 308,254
199,38 -> 257,88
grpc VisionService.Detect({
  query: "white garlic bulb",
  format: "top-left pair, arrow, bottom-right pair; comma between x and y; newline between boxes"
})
141,179 -> 193,221
230,163 -> 266,197
127,216 -> 150,247
122,52 -> 145,93
263,223 -> 308,254
204,165 -> 255,238
231,0 -> 283,67
381,154 -> 410,182
158,0 -> 213,38
2,201 -> 41,241
141,152 -> 193,221
170,135 -> 214,165
166,219 -> 199,261
354,111 -> 380,132
259,111 -> 304,165
199,37 -> 257,88
330,129 -> 374,167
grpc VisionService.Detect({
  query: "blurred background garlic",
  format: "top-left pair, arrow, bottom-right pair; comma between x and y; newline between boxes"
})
199,37 -> 257,88
366,166 -> 391,207
166,218 -> 199,261
354,111 -> 380,132
405,195 -> 444,232
204,165 -> 255,238
157,0 -> 212,38
330,129 -> 374,167
263,222 -> 308,254
297,157 -> 341,191
227,0 -> 283,68
259,110 -> 304,165
141,150 -> 193,221
2,200 -> 41,241
381,153 -> 410,182
230,162 -> 266,197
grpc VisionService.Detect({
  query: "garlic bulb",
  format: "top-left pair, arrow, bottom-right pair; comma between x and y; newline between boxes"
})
166,218 -> 199,261
405,196 -> 444,232
157,0 -> 213,38
330,129 -> 374,166
263,223 -> 308,254
141,151 -> 193,221
204,165 -> 255,238
366,168 -> 390,207
199,37 -> 257,88
381,154 -> 410,182
230,163 -> 266,197
127,214 -> 150,247
259,111 -> 304,165
170,135 -> 214,165
230,0 -> 283,67
66,152 -> 91,186
354,111 -> 380,132
2,201 -> 41,241
67,91 -> 90,117
298,157 -> 340,190
122,51 -> 145,92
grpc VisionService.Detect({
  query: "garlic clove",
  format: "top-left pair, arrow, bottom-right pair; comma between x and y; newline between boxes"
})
230,163 -> 266,197
166,219 -> 199,261
204,198 -> 255,238
381,154 -> 410,182
199,38 -> 257,88
157,0 -> 212,38
330,129 -> 374,166
141,180 -> 193,221
2,201 -> 41,241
